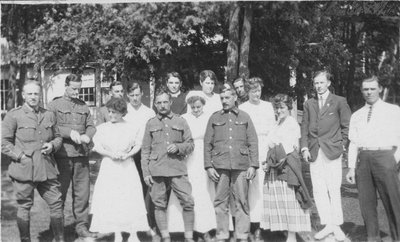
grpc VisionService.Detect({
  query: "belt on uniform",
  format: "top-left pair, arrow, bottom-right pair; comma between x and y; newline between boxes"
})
359,146 -> 394,151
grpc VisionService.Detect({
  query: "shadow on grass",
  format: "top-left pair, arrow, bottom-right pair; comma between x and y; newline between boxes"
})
38,223 -> 77,242
342,222 -> 388,242
341,183 -> 358,199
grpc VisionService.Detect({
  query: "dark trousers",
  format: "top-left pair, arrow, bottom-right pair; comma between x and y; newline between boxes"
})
214,169 -> 250,240
56,156 -> 90,232
134,151 -> 157,229
356,150 -> 400,241
150,175 -> 195,233
12,178 -> 63,221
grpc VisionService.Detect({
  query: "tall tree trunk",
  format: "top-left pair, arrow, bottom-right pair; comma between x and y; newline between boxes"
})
226,2 -> 240,83
347,23 -> 357,110
17,63 -> 27,106
7,62 -> 18,110
238,4 -> 253,78
95,65 -> 101,108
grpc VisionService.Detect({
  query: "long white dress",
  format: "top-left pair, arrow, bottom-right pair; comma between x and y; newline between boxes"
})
166,111 -> 217,233
186,90 -> 222,115
90,120 -> 148,233
239,100 -> 275,223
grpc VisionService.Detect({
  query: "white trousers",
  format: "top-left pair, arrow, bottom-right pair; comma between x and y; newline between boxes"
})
310,149 -> 343,225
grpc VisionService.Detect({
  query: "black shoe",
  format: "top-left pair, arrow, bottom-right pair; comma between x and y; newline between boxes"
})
254,228 -> 262,242
161,237 -> 171,242
76,227 -> 98,238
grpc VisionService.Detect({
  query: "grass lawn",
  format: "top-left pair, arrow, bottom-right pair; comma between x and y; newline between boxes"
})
1,154 -> 393,242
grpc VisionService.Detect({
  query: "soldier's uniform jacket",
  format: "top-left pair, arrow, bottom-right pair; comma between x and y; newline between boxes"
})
141,112 -> 194,178
2,104 -> 63,182
47,95 -> 96,158
204,107 -> 259,171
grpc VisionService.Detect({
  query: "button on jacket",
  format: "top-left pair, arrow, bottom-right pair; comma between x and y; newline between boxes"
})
204,107 -> 259,170
2,104 -> 62,182
141,112 -> 194,178
47,95 -> 96,158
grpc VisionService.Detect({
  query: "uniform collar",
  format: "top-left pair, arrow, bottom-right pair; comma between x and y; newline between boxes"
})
220,106 -> 239,115
157,111 -> 174,120
22,103 -> 40,113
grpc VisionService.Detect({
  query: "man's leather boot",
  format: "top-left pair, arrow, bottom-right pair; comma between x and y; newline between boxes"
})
17,217 -> 31,242
50,217 -> 65,242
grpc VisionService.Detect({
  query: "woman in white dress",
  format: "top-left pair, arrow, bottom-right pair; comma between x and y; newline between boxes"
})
186,70 -> 222,115
239,77 -> 275,240
261,94 -> 311,242
90,98 -> 148,242
167,95 -> 217,240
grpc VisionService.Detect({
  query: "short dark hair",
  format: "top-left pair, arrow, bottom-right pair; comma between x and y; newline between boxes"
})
313,70 -> 331,82
127,82 -> 143,94
361,75 -> 382,88
272,93 -> 293,110
110,81 -> 123,90
219,82 -> 237,96
154,86 -> 171,101
105,97 -> 128,116
199,70 -> 217,84
245,77 -> 263,92
65,74 -> 82,86
233,77 -> 245,85
166,72 -> 182,83
186,95 -> 206,106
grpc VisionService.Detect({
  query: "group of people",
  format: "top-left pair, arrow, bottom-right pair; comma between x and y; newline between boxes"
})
1,68 -> 400,242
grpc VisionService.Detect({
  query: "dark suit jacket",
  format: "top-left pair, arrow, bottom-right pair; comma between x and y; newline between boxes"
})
300,93 -> 351,162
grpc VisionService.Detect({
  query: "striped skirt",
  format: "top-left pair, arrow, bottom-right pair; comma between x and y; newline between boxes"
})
261,169 -> 311,232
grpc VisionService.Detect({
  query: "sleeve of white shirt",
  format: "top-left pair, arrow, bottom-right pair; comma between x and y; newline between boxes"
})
347,116 -> 358,169
394,106 -> 400,163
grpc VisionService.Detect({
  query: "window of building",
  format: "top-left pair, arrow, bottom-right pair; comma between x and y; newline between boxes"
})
1,79 -> 9,112
79,87 -> 95,106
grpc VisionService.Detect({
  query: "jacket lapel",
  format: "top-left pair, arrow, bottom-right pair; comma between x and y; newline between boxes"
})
38,107 -> 46,124
311,97 -> 320,116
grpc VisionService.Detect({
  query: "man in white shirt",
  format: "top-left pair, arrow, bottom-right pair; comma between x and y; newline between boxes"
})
346,76 -> 400,242
124,82 -> 157,238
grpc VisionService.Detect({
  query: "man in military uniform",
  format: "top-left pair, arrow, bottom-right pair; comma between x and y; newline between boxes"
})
47,74 -> 97,238
204,83 -> 258,242
2,80 -> 64,242
141,87 -> 195,242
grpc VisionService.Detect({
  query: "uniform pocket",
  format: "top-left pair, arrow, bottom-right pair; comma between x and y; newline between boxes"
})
150,127 -> 163,142
234,121 -> 248,140
212,121 -> 226,141
171,125 -> 184,142
17,124 -> 36,142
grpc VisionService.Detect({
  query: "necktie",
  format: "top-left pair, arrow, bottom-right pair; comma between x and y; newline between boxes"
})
367,105 -> 373,122
319,95 -> 324,108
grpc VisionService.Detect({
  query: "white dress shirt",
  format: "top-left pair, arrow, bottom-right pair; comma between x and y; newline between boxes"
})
124,103 -> 156,143
348,99 -> 400,168
318,90 -> 330,108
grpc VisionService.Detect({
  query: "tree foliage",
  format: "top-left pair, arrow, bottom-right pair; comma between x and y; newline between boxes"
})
1,2 -> 400,110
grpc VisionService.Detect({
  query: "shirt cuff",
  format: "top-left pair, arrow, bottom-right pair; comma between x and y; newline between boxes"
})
347,142 -> 358,169
301,147 -> 309,153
